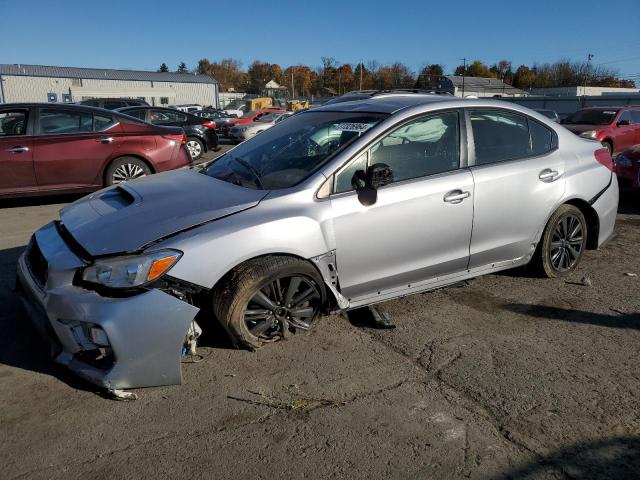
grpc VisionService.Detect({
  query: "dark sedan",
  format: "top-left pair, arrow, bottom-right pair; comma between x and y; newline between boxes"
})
117,106 -> 219,161
0,103 -> 190,198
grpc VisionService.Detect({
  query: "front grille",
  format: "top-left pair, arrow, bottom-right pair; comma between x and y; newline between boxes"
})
26,237 -> 48,288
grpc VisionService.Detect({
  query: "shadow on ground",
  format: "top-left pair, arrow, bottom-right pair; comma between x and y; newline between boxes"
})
491,436 -> 640,480
504,303 -> 640,330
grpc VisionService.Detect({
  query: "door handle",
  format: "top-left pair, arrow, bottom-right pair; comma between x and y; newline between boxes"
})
5,146 -> 29,153
539,169 -> 560,182
96,136 -> 114,144
443,190 -> 470,204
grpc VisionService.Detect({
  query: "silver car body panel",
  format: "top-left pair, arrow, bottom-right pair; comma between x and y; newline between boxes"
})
18,94 -> 618,389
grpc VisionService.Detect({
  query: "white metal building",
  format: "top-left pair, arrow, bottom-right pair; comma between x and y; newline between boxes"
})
530,86 -> 640,97
433,76 -> 528,98
0,64 -> 219,107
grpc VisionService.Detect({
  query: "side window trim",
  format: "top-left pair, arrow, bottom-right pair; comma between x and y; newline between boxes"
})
330,109 -> 466,196
466,107 -> 558,167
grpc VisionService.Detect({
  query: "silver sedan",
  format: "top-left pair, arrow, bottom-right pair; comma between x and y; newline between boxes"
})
17,94 -> 618,393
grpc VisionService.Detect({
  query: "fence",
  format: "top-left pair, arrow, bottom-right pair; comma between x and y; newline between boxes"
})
500,95 -> 640,119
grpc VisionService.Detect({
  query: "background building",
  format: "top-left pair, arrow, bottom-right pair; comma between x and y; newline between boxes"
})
0,64 -> 219,107
433,76 -> 528,97
530,86 -> 640,97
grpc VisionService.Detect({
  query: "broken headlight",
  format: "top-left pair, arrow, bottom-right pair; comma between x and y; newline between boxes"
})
81,250 -> 182,289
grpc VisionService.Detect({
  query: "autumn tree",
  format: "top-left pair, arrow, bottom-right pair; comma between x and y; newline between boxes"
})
197,58 -> 244,91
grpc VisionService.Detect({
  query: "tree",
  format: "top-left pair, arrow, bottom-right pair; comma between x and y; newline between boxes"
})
247,61 -> 274,93
512,65 -> 536,90
336,64 -> 354,95
158,63 -> 169,73
177,62 -> 188,74
416,64 -> 444,88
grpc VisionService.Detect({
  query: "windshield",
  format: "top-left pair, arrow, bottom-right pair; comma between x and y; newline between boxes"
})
203,111 -> 387,189
562,109 -> 618,125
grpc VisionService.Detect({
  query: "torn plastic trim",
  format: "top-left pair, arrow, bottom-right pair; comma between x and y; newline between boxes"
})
310,250 -> 350,310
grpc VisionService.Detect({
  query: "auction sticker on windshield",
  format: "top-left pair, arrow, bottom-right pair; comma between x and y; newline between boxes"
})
334,122 -> 374,132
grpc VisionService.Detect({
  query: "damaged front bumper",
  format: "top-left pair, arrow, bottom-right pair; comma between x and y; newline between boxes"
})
16,222 -> 199,390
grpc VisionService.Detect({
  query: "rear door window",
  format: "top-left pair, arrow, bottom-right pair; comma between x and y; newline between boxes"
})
469,109 -> 556,165
149,110 -> 186,123
39,109 -> 93,134
630,110 -> 640,124
0,111 -> 28,136
122,109 -> 147,121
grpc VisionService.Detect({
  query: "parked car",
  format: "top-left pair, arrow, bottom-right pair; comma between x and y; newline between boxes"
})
171,104 -> 202,113
561,106 -> 640,155
228,111 -> 293,141
117,106 -> 219,161
16,94 -> 618,392
0,103 -> 189,198
534,109 -> 560,123
192,109 -> 236,133
613,145 -> 640,192
78,98 -> 149,109
221,108 -> 286,136
222,99 -> 248,118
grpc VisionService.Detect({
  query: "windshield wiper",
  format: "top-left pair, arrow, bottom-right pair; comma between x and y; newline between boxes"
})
232,157 -> 264,189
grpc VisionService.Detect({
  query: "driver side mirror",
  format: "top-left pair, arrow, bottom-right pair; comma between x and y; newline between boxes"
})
352,163 -> 394,206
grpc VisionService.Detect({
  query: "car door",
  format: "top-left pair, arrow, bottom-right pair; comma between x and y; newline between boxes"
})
613,110 -> 636,152
0,108 -> 37,195
32,107 -> 120,190
628,110 -> 640,146
330,110 -> 474,300
466,108 -> 565,269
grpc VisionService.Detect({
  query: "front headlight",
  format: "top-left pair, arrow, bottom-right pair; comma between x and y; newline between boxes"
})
81,249 -> 182,289
579,130 -> 598,139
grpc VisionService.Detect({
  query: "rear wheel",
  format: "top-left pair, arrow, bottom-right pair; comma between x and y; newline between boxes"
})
212,256 -> 326,350
602,140 -> 613,155
186,137 -> 204,161
105,157 -> 151,186
532,204 -> 587,278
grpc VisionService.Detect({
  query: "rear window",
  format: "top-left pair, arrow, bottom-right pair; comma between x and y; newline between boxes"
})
94,114 -> 118,131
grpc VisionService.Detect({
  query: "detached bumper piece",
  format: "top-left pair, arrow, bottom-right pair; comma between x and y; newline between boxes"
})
16,222 -> 200,391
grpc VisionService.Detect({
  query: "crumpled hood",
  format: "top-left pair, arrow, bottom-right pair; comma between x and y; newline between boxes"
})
60,168 -> 268,256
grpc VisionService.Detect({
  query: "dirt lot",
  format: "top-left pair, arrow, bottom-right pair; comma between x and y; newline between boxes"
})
1,162 -> 639,479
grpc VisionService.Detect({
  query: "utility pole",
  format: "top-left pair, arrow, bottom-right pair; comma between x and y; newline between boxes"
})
291,68 -> 295,98
461,57 -> 467,97
359,61 -> 363,91
584,53 -> 594,95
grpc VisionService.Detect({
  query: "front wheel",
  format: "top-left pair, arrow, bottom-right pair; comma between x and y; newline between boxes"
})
212,256 -> 326,350
532,204 -> 587,278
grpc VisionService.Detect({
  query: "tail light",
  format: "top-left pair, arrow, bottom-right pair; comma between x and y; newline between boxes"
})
201,120 -> 217,129
163,133 -> 187,145
594,148 -> 614,171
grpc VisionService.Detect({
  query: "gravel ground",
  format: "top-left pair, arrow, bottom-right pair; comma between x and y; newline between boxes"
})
0,166 -> 638,479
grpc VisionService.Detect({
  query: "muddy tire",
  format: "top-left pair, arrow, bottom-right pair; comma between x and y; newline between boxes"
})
105,156 -> 151,186
531,204 -> 587,278
212,256 -> 326,350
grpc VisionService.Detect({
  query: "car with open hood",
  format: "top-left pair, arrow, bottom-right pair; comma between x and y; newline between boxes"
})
17,93 -> 618,394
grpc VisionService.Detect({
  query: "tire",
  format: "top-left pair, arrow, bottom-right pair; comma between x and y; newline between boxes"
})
531,204 -> 587,278
105,156 -> 152,186
185,137 -> 204,161
602,140 -> 613,155
212,256 -> 326,350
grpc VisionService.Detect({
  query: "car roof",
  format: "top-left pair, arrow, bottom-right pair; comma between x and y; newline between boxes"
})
312,93 -> 460,114
0,102 -> 123,115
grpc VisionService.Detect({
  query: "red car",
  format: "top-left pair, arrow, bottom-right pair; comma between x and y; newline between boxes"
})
221,108 -> 286,136
561,106 -> 640,155
614,145 -> 640,192
0,103 -> 190,198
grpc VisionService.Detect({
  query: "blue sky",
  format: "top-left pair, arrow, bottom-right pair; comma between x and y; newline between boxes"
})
1,0 -> 639,79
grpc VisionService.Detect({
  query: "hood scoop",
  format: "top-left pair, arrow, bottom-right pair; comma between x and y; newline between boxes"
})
60,169 -> 268,256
